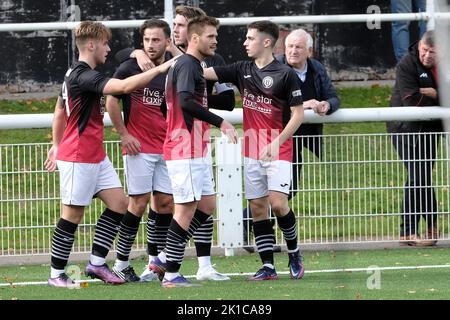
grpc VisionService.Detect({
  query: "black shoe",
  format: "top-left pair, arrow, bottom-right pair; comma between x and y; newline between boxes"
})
243,246 -> 255,253
112,265 -> 140,282
288,251 -> 305,279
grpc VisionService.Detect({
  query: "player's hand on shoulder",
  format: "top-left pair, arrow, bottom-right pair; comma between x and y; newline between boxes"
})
167,42 -> 184,56
133,49 -> 154,71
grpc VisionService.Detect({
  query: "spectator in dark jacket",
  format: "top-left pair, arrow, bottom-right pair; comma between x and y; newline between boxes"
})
277,29 -> 340,200
387,30 -> 442,246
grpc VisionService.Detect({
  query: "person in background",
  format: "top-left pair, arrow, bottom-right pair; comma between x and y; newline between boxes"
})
387,30 -> 442,247
391,0 -> 427,62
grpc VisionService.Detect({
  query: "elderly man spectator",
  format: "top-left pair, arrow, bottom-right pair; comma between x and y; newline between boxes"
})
277,28 -> 340,200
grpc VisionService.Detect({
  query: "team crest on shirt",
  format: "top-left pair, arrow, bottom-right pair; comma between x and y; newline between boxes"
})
262,76 -> 274,89
201,61 -> 208,68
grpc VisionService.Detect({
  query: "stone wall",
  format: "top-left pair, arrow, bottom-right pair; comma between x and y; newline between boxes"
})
0,0 -> 412,93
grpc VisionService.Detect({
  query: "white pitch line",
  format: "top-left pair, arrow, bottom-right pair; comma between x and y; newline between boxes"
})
2,264 -> 450,288
0,278 -> 101,287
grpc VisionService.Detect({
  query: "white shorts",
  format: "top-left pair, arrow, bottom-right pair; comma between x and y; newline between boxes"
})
123,153 -> 172,196
166,157 -> 215,204
57,156 -> 122,206
244,158 -> 292,199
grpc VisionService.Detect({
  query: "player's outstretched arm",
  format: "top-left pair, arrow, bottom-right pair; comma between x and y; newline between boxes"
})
208,87 -> 235,111
115,48 -> 155,71
203,67 -> 219,81
103,57 -> 175,95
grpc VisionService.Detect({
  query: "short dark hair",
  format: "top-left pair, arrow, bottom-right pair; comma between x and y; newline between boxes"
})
175,5 -> 206,22
187,15 -> 220,39
139,19 -> 171,38
421,30 -> 435,47
248,20 -> 279,47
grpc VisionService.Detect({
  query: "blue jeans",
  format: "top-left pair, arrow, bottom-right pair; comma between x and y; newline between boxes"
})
391,0 -> 427,62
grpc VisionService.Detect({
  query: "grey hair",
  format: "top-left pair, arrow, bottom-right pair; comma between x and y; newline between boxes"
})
285,29 -> 313,49
421,30 -> 435,47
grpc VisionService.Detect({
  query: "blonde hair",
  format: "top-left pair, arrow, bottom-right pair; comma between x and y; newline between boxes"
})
75,21 -> 112,47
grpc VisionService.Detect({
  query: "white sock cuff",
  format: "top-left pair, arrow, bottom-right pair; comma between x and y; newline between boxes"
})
114,259 -> 130,271
89,254 -> 106,266
263,263 -> 275,270
198,256 -> 212,269
50,267 -> 65,279
164,272 -> 180,281
158,251 -> 167,263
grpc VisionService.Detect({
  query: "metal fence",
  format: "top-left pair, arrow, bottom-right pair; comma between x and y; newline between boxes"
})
1,131 -> 449,260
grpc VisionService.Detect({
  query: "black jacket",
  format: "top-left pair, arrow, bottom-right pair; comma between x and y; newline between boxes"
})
387,42 -> 442,133
276,55 -> 340,136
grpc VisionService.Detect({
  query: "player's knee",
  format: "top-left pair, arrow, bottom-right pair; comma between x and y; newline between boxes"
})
197,196 -> 216,214
128,197 -> 149,215
250,201 -> 269,219
270,201 -> 289,216
197,203 -> 215,215
154,201 -> 173,213
152,193 -> 174,213
117,197 -> 129,214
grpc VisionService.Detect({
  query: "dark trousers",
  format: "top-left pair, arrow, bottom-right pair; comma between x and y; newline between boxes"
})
391,133 -> 440,235
290,134 -> 322,200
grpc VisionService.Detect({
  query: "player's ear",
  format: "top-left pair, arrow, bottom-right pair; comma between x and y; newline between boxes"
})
263,38 -> 272,48
192,33 -> 200,44
86,39 -> 95,51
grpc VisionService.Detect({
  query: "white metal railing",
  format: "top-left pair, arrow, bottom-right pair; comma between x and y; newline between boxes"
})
1,12 -> 450,32
1,112 -> 450,260
2,107 -> 450,129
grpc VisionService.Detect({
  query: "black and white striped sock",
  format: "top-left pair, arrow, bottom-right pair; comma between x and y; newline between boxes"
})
166,210 -> 209,273
165,219 -> 189,273
194,215 -> 213,257
253,220 -> 275,265
276,210 -> 299,253
116,211 -> 141,262
155,212 -> 172,254
146,209 -> 157,256
91,208 -> 123,263
51,218 -> 78,272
